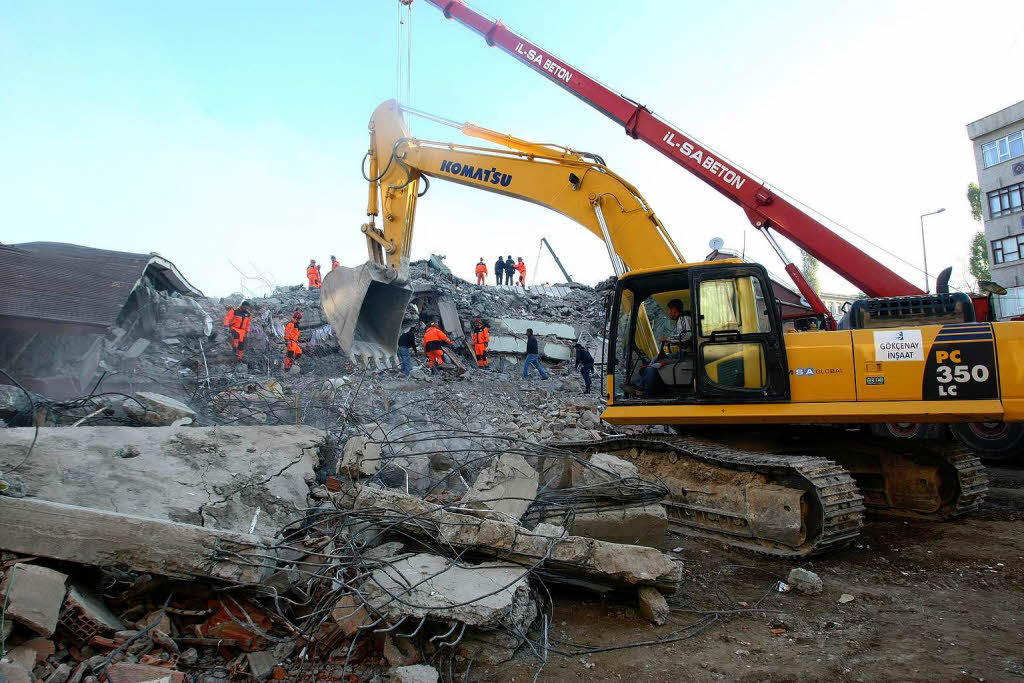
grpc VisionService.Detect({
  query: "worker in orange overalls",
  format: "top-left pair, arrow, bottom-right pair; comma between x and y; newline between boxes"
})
515,257 -> 527,287
472,318 -> 490,368
223,300 -> 252,361
331,255 -> 340,271
283,310 -> 303,371
306,260 -> 322,289
474,257 -> 488,286
422,321 -> 452,373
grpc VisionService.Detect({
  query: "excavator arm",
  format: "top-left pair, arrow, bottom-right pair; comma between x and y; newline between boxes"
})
322,99 -> 683,363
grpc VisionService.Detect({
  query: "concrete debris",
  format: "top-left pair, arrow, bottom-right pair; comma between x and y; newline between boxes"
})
637,585 -> 671,625
390,664 -> 439,683
568,504 -> 668,549
460,452 -> 539,523
364,553 -> 535,630
61,582 -> 126,639
245,650 -> 279,681
575,452 -> 638,485
339,435 -> 382,478
121,338 -> 151,360
0,470 -> 27,498
43,663 -> 72,683
333,483 -> 681,592
0,425 -> 318,538
838,593 -> 856,604
788,567 -> 824,595
0,563 -> 68,636
126,392 -> 196,426
0,662 -> 32,683
105,662 -> 184,683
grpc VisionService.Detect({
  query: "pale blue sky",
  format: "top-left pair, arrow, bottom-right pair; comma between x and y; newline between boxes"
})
3,1 -> 1023,296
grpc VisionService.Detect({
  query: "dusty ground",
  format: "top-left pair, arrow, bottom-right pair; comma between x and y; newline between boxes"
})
481,466 -> 1024,682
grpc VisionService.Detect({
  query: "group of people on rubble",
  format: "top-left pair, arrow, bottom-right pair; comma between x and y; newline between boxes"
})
305,256 -> 340,290
475,255 -> 527,287
221,301 -> 306,372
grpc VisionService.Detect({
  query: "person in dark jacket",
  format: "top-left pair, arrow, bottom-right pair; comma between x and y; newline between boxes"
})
522,328 -> 549,379
504,254 -> 516,285
574,343 -> 595,393
397,326 -> 418,377
494,256 -> 506,286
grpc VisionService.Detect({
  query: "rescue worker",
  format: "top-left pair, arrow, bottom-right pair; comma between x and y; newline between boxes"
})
306,259 -> 322,289
283,310 -> 303,371
331,255 -> 340,271
472,318 -> 490,368
397,325 -> 418,377
474,258 -> 488,286
574,342 -> 595,394
522,328 -> 549,379
422,321 -> 452,372
504,254 -> 516,285
494,255 -> 506,286
515,257 -> 527,287
223,300 -> 252,362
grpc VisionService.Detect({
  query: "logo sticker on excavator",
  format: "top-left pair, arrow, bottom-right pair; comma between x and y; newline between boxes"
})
873,330 -> 923,361
922,323 -> 998,400
439,160 -> 512,187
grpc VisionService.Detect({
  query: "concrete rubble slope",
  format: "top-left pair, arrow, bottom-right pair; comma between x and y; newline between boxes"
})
0,425 -> 320,537
459,452 -> 539,523
331,483 -> 681,593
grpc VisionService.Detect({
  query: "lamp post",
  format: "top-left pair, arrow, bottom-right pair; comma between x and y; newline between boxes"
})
920,208 -> 946,293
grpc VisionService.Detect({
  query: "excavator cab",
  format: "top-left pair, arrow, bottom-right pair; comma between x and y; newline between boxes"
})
609,260 -> 790,404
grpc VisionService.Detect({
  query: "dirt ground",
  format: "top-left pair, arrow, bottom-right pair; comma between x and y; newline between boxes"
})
479,465 -> 1024,683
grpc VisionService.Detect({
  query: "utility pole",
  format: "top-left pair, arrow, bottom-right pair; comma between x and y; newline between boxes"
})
919,208 -> 946,293
540,237 -> 574,283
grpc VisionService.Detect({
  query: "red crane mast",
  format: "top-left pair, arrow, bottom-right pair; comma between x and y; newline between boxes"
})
423,0 -> 927,326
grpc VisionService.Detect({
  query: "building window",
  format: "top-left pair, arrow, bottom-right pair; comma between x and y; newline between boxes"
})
988,182 -> 1024,218
991,233 -> 1024,264
983,130 -> 1024,168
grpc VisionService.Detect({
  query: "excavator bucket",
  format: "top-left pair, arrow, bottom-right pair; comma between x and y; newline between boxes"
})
320,263 -> 413,367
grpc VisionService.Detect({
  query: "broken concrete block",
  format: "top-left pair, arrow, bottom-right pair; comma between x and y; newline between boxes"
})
499,319 -> 576,340
330,594 -> 371,637
131,392 -> 196,426
541,342 -> 571,361
0,662 -> 32,683
390,664 -> 439,683
3,643 -> 39,671
637,586 -> 670,625
568,505 -> 668,549
0,563 -> 68,636
787,567 -> 823,595
121,338 -> 151,359
246,650 -> 279,681
339,436 -> 381,478
579,452 -> 638,485
383,634 -> 420,667
364,553 -> 534,630
531,523 -> 568,538
43,663 -> 72,683
105,662 -> 184,683
60,583 -> 126,642
0,470 -> 27,498
460,453 -> 538,523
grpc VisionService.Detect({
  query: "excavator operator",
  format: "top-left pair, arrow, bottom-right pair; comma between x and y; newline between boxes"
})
472,318 -> 490,368
223,300 -> 253,362
639,299 -> 693,395
283,310 -> 303,371
422,321 -> 452,372
307,260 -> 322,289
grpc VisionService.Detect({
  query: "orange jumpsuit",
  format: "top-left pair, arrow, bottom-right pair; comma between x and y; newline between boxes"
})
283,319 -> 302,370
223,308 -> 252,360
331,258 -> 340,271
422,325 -> 451,368
307,265 -> 322,289
474,262 -> 488,285
516,261 -> 526,287
472,326 -> 490,367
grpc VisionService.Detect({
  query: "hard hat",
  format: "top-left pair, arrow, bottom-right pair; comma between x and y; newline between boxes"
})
240,300 -> 250,307
292,310 -> 303,320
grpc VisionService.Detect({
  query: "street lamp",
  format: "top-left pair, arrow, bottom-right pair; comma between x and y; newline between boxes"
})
920,208 -> 946,293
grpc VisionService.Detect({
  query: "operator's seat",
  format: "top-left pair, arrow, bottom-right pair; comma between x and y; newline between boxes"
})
657,357 -> 695,386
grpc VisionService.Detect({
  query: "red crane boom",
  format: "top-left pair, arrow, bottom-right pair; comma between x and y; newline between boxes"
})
423,0 -> 926,325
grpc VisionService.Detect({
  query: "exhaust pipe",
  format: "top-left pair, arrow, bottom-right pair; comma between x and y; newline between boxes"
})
320,263 -> 413,367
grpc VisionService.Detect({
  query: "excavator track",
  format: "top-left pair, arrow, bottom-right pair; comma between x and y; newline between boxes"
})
554,435 -> 866,558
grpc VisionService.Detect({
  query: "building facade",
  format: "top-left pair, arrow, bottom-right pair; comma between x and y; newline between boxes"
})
967,99 -> 1024,319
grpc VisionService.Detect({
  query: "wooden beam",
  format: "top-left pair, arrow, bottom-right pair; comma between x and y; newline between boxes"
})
0,497 -> 272,584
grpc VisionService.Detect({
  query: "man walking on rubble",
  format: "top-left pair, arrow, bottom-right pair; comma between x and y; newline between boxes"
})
474,257 -> 488,286
574,342 -> 595,394
504,254 -> 516,285
515,257 -> 527,288
283,310 -> 303,372
422,321 -> 452,373
494,255 -> 505,286
223,300 -> 252,362
306,259 -> 322,289
397,325 -> 418,377
472,318 -> 490,368
522,328 -> 549,380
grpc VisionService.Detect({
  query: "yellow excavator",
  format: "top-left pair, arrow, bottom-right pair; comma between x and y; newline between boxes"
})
323,100 -> 1023,556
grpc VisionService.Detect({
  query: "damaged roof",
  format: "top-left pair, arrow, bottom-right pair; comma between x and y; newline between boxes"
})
0,241 -> 202,333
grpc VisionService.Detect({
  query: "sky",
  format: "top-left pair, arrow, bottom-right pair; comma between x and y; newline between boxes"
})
3,0 -> 1023,298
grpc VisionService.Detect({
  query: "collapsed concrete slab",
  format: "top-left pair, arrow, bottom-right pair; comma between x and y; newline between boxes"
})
498,319 -> 576,340
0,563 -> 68,636
332,484 -> 680,593
364,553 -> 534,630
568,505 -> 668,549
460,453 -> 538,523
0,425 -> 319,537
